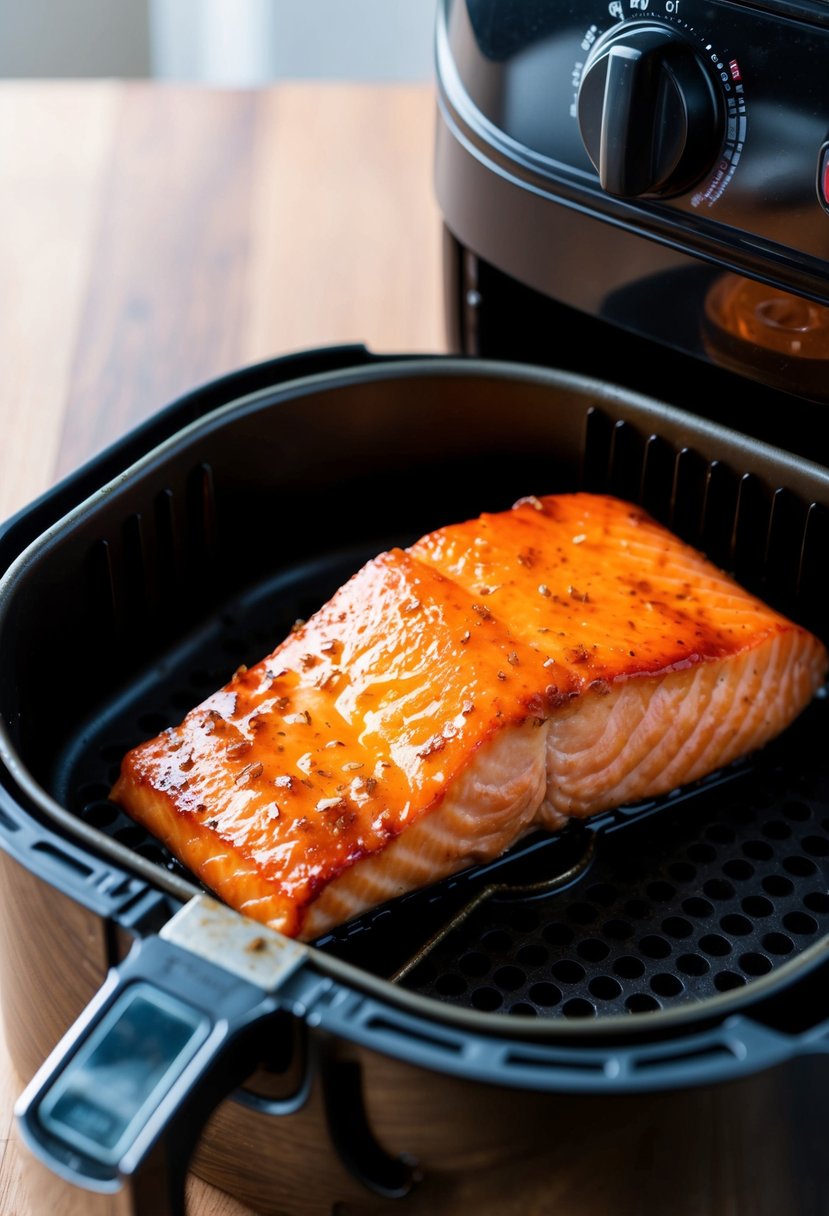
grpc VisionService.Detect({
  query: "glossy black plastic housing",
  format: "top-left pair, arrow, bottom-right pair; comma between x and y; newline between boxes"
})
435,0 -> 829,432
438,0 -> 829,279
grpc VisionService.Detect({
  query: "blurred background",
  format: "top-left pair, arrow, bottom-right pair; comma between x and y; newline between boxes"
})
0,0 -> 445,526
0,0 -> 438,82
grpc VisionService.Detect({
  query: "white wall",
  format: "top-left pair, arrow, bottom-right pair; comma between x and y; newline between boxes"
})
0,0 -> 439,82
150,0 -> 438,83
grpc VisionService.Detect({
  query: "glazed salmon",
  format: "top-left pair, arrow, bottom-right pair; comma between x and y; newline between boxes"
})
110,493 -> 828,940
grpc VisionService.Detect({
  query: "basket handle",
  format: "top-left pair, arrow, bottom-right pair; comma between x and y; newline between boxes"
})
14,896 -> 309,1215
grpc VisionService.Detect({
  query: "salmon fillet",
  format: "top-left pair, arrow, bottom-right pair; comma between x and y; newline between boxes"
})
110,493 -> 828,940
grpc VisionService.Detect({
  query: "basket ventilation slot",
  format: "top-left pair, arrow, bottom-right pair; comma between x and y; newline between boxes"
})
582,405 -> 828,624
85,462 -> 218,644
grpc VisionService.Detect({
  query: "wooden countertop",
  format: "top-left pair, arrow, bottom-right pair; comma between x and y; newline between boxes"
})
0,78 -> 446,1215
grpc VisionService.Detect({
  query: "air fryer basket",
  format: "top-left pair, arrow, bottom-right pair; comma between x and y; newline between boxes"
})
3,351 -> 829,1023
61,524 -> 829,1023
2,352 -> 829,1213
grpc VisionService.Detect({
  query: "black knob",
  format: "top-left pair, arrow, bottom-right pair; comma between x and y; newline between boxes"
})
577,22 -> 725,199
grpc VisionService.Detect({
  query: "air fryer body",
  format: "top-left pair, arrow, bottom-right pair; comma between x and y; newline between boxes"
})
435,0 -> 829,462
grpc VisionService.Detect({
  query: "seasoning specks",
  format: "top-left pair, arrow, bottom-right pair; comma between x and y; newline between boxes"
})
236,761 -> 264,785
315,796 -> 345,812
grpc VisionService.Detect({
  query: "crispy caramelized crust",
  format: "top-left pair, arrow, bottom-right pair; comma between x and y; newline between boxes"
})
111,494 -> 828,939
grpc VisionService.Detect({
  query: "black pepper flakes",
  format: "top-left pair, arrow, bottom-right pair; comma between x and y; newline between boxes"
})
202,709 -> 226,735
236,761 -> 264,785
588,679 -> 611,697
417,734 -> 446,759
567,644 -> 590,665
316,796 -> 345,812
316,670 -> 340,691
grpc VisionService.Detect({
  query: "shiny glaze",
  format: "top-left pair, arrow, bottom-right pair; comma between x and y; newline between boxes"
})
114,547 -> 555,935
410,494 -> 786,680
112,493 -> 828,937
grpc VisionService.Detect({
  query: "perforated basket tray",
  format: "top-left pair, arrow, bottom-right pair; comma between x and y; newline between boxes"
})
1,348 -> 828,1041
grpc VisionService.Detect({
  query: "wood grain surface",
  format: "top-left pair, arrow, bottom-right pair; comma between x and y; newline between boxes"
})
0,80 -> 445,522
0,78 -> 445,1216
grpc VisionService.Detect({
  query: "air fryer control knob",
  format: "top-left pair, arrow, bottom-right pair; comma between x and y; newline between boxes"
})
577,23 -> 725,199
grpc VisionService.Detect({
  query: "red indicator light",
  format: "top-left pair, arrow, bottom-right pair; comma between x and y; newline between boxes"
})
728,59 -> 741,81
819,143 -> 829,214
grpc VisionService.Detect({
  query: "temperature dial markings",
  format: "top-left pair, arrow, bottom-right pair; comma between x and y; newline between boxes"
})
693,85 -> 746,207
573,16 -> 747,205
575,18 -> 729,198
